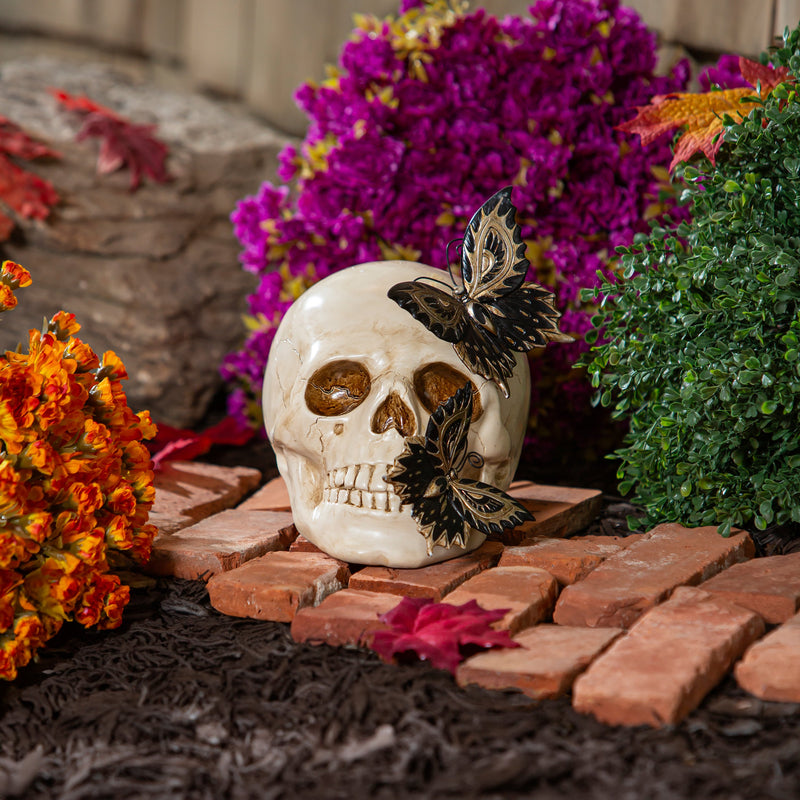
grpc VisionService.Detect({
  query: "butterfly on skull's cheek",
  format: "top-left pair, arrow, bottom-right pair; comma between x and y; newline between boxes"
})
384,384 -> 533,553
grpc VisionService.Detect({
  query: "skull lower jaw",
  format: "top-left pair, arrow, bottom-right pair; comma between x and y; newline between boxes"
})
292,501 -> 484,568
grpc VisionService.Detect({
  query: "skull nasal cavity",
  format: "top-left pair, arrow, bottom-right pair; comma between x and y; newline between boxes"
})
371,392 -> 416,437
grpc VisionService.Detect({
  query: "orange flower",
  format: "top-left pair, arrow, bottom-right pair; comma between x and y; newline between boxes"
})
79,418 -> 112,452
130,524 -> 156,563
0,260 -> 156,679
136,410 -> 157,440
0,512 -> 51,570
0,261 -> 31,289
0,400 -> 25,455
20,439 -> 61,475
98,350 -> 128,382
103,513 -> 133,550
0,283 -> 17,311
98,578 -> 129,630
63,481 -> 104,515
0,460 -> 25,515
64,528 -> 106,567
49,310 -> 81,340
73,571 -> 126,628
25,558 -> 83,619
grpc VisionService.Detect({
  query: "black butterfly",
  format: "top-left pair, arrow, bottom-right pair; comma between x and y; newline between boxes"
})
384,384 -> 533,553
388,187 -> 570,397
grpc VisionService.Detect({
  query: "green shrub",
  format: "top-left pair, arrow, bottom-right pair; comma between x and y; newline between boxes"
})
584,27 -> 800,535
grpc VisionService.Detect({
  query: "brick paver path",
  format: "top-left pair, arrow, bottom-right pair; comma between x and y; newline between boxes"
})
149,464 -> 800,727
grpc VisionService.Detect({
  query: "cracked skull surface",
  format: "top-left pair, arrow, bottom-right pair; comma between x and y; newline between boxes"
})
262,261 -> 530,567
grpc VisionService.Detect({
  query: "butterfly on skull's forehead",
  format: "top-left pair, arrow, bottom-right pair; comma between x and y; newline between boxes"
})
387,186 -> 570,398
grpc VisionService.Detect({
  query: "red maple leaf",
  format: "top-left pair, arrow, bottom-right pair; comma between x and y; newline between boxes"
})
149,416 -> 255,470
370,596 -> 519,674
50,88 -> 172,190
618,57 -> 792,171
0,116 -> 60,241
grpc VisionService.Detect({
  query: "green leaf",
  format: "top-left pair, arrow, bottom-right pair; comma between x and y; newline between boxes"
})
761,400 -> 778,414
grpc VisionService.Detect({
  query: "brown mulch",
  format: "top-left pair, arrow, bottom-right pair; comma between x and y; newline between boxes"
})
1,493 -> 799,799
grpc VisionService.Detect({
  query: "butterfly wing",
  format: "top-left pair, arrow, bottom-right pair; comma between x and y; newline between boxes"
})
453,324 -> 518,398
482,283 -> 572,352
385,386 -> 475,553
387,280 -> 467,343
460,186 -> 529,301
449,478 -> 534,536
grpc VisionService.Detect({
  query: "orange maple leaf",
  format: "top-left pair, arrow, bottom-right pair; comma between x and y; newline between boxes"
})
618,57 -> 792,171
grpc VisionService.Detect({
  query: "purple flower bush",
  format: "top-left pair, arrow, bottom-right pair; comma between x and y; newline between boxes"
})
223,0 -> 689,466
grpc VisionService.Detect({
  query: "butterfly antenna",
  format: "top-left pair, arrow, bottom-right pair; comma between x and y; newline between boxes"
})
416,275 -> 454,290
445,238 -> 462,283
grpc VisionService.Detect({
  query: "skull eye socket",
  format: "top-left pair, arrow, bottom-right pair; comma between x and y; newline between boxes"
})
305,360 -> 371,416
413,362 -> 482,421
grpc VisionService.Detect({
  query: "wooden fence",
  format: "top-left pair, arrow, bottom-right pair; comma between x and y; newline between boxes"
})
0,0 -> 799,136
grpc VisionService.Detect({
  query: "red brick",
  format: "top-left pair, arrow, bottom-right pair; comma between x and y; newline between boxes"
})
237,476 -> 291,512
457,624 -> 622,699
150,461 -> 262,534
502,482 -> 603,544
499,534 -> 645,585
700,552 -> 800,624
735,612 -> 800,702
207,550 -> 350,622
444,566 -> 559,634
572,586 -> 765,727
147,509 -> 296,579
290,589 -> 400,647
289,535 -> 324,553
553,523 -> 754,628
347,541 -> 503,600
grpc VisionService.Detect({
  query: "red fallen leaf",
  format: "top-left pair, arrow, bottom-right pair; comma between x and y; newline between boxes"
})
618,57 -> 791,171
149,416 -> 256,470
48,88 -> 118,118
370,596 -> 519,675
50,88 -> 171,191
0,116 -> 60,241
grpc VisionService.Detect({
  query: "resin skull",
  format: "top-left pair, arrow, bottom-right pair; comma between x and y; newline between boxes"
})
263,261 -> 530,568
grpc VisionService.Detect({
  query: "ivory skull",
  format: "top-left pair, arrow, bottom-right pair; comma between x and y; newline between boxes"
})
262,261 -> 530,567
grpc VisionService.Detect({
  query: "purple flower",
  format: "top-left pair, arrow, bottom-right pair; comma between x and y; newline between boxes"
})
223,0 -> 689,461
699,54 -> 749,91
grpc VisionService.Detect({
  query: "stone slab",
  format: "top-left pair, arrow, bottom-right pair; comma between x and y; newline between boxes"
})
572,586 -> 765,727
499,534 -> 645,585
0,57 -> 289,427
735,611 -> 800,702
207,550 -> 350,623
700,552 -> 800,624
502,482 -> 604,544
149,462 -> 262,535
457,624 -> 623,699
147,508 -> 296,579
237,476 -> 292,512
553,523 -> 754,628
290,589 -> 400,647
444,566 -> 559,634
347,541 -> 504,601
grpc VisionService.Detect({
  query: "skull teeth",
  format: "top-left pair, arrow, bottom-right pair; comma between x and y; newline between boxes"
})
324,464 -> 399,512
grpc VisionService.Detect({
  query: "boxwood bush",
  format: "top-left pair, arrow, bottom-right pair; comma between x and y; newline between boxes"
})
584,27 -> 800,535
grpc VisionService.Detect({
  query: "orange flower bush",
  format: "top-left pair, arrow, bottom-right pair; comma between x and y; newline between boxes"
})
0,261 -> 156,680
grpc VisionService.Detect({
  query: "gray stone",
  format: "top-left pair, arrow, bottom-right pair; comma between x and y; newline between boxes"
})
0,57 -> 292,426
